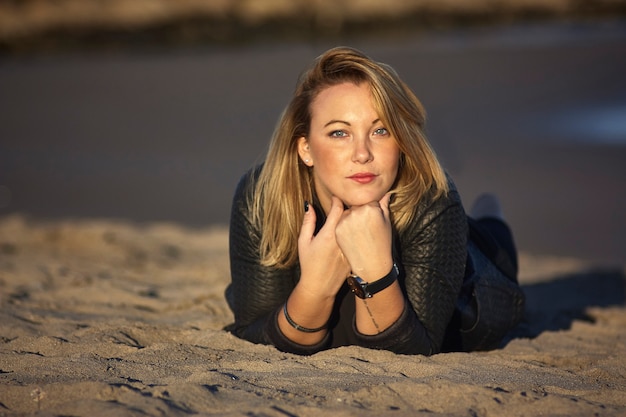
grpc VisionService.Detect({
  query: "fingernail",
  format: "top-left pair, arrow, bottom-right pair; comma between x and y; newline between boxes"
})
304,200 -> 310,212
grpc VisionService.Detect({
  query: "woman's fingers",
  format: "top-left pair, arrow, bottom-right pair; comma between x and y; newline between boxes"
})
298,201 -> 316,246
323,196 -> 345,230
379,192 -> 393,223
335,195 -> 394,279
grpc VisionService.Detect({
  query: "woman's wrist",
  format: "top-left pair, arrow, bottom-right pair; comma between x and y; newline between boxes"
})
295,272 -> 343,300
283,303 -> 327,333
348,257 -> 394,283
276,290 -> 334,345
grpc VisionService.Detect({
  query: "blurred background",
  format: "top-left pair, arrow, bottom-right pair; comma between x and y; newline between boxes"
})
1,0 -> 625,265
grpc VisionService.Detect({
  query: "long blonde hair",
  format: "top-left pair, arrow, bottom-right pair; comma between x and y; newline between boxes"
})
251,46 -> 448,268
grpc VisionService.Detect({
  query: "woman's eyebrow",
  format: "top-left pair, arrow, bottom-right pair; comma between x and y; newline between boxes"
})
323,118 -> 381,128
324,119 -> 351,127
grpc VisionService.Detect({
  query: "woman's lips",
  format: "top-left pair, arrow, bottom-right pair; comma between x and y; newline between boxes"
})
348,173 -> 377,184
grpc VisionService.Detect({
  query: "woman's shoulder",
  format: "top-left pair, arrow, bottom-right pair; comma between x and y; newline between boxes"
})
445,175 -> 465,211
235,164 -> 263,192
400,174 -> 467,239
231,164 -> 265,208
231,164 -> 264,221
418,174 -> 464,217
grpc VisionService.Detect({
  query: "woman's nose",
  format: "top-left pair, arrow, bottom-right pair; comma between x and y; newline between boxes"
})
352,136 -> 373,164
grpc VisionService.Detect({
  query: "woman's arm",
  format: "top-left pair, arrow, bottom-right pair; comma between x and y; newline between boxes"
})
335,193 -> 405,335
397,190 -> 467,354
226,171 -> 348,354
338,188 -> 467,355
277,196 -> 351,346
226,171 -> 297,346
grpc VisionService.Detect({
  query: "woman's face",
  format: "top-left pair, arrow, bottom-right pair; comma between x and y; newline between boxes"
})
298,82 -> 401,214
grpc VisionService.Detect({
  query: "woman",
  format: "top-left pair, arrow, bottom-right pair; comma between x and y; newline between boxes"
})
225,47 -> 524,355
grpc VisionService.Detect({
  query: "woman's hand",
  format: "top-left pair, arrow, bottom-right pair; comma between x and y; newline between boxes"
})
282,192 -> 399,343
335,192 -> 394,281
278,197 -> 351,346
335,192 -> 404,336
297,196 -> 351,298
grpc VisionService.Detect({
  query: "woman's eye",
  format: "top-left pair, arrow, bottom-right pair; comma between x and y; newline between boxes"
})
374,127 -> 389,136
330,130 -> 348,138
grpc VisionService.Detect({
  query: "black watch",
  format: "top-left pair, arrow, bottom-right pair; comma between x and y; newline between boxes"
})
346,263 -> 399,299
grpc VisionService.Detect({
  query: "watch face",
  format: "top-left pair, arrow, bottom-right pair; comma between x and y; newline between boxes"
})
346,275 -> 368,299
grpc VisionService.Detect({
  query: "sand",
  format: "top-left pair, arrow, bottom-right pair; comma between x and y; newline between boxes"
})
0,214 -> 624,416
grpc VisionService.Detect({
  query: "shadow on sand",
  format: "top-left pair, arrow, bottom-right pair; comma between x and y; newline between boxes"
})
508,268 -> 625,342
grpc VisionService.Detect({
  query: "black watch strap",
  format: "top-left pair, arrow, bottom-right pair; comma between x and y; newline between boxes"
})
347,263 -> 399,299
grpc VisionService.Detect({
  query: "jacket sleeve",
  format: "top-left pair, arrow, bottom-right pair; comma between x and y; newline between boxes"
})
392,186 -> 467,355
224,169 -> 331,354
352,299 -> 432,355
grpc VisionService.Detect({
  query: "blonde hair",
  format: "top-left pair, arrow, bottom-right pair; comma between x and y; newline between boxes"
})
251,46 -> 448,268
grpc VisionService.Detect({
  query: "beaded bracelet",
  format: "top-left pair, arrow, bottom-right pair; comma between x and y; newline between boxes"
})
282,303 -> 327,333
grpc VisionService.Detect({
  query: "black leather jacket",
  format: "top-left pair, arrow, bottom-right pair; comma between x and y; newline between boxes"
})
225,167 -> 469,355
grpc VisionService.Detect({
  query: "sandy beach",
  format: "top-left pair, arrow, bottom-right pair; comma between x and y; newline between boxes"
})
1,215 -> 624,416
1,2 -> 626,415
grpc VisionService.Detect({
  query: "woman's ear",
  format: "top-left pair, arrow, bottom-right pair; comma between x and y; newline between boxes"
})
297,137 -> 313,166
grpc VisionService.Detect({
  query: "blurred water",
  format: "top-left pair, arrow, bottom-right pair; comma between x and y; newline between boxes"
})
1,20 -> 625,265
550,105 -> 626,144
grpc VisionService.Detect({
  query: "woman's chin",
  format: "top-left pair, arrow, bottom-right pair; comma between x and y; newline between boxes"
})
342,196 -> 383,208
